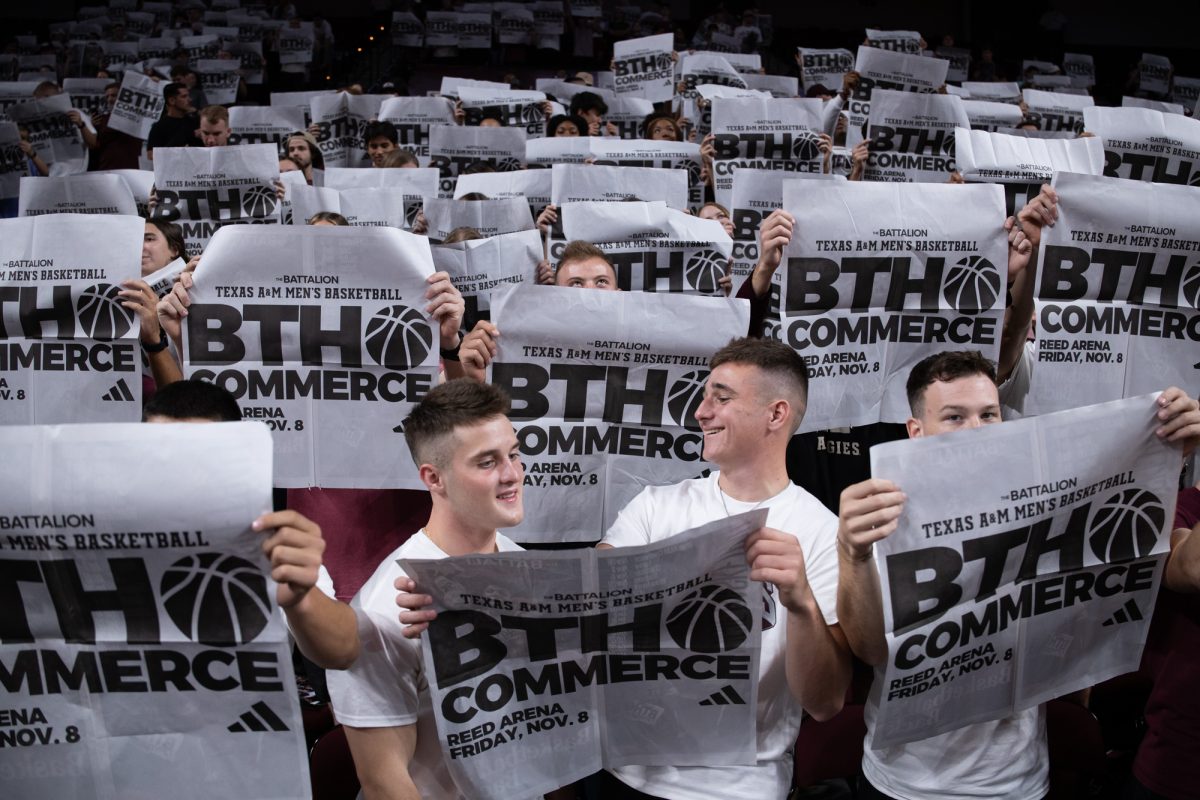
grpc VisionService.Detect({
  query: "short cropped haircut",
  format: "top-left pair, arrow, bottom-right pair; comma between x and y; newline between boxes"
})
380,148 -> 419,167
569,91 -> 608,117
363,120 -> 398,146
709,337 -> 810,433
557,240 -> 611,271
403,380 -> 511,468
147,220 -> 187,260
163,82 -> 187,102
199,105 -> 228,124
905,350 -> 998,416
143,380 -> 241,422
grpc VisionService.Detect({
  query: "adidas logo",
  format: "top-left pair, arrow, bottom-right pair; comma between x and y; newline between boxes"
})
699,685 -> 746,706
1102,598 -> 1144,627
227,701 -> 290,732
101,378 -> 134,402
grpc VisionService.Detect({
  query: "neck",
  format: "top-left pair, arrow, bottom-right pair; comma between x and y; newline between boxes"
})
167,107 -> 186,118
716,454 -> 790,502
423,502 -> 498,556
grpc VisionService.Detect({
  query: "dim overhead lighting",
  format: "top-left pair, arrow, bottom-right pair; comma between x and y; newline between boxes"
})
356,47 -> 363,52
369,36 -> 374,41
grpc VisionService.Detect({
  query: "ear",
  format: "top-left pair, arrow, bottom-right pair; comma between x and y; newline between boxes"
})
419,463 -> 447,496
766,399 -> 789,432
905,417 -> 923,439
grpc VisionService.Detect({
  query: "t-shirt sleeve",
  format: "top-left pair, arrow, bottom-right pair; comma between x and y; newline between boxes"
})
599,485 -> 657,548
327,604 -> 423,727
801,508 -> 840,626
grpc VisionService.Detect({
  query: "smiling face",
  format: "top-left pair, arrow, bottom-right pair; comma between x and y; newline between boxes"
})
694,362 -> 777,468
907,375 -> 1002,438
367,135 -> 396,166
436,415 -> 524,532
142,221 -> 178,275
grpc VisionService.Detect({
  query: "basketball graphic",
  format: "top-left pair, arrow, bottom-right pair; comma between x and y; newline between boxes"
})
404,200 -> 422,229
942,256 -> 1001,313
791,132 -> 822,161
1181,263 -> 1200,309
684,249 -> 727,294
364,304 -> 434,368
160,553 -> 273,646
241,184 -> 278,218
521,103 -> 545,125
682,158 -> 703,186
941,130 -> 956,156
666,584 -> 754,653
1188,170 -> 1200,187
1087,489 -> 1165,563
76,283 -> 134,341
760,583 -> 777,631
495,157 -> 523,172
667,369 -> 709,429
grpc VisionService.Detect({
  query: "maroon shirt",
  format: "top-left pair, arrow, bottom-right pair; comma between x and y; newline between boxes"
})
1132,486 -> 1200,798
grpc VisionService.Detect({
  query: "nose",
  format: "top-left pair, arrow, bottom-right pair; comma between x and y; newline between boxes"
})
498,455 -> 521,484
694,395 -> 712,424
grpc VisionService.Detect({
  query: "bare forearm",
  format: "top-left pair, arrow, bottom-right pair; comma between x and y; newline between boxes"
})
284,589 -> 360,670
783,600 -> 850,721
836,553 -> 888,666
1166,527 -> 1200,592
147,348 -> 183,388
998,247 -> 1036,383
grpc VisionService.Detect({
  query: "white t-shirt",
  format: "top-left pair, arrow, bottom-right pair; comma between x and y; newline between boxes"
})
600,472 -> 840,800
998,340 -> 1035,420
326,530 -> 527,800
861,690 -> 1048,800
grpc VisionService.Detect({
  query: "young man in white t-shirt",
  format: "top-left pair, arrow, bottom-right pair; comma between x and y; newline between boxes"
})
836,351 -> 1200,800
327,379 -> 530,800
594,336 -> 852,800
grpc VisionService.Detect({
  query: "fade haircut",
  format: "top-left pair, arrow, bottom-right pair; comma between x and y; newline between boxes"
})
404,380 -> 511,469
905,350 -> 998,416
709,337 -> 810,434
143,380 -> 241,422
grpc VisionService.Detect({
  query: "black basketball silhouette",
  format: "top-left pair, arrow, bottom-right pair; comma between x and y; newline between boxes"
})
684,249 -> 727,294
1087,489 -> 1165,563
942,130 -> 956,156
791,132 -> 822,161
666,584 -> 754,653
943,256 -> 1001,313
1181,263 -> 1200,309
682,159 -> 703,186
364,304 -> 434,368
1188,170 -> 1200,187
76,283 -> 134,341
160,553 -> 273,646
654,53 -> 674,71
667,369 -> 708,429
495,157 -> 523,172
241,184 -> 278,218
521,103 -> 544,125
404,200 -> 422,228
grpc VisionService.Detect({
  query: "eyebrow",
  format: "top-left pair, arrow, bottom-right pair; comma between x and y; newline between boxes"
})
708,381 -> 737,394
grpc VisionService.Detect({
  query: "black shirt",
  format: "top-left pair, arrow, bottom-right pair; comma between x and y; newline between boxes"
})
146,114 -> 199,153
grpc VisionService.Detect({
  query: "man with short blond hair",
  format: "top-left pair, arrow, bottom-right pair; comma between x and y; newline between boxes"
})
197,105 -> 231,147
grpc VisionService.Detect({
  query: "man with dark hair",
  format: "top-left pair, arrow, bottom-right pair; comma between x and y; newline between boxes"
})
285,131 -> 324,183
146,82 -> 199,159
589,336 -> 850,799
363,120 -> 399,167
329,380 -> 530,800
143,378 -> 242,423
837,352 -> 1200,800
569,90 -> 617,136
169,64 -> 207,110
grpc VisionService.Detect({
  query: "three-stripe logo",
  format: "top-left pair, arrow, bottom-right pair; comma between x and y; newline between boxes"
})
699,685 -> 746,706
228,701 -> 290,733
101,378 -> 134,402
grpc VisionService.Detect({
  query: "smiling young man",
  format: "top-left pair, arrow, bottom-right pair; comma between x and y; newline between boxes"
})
836,350 -> 1200,800
327,380 -> 530,800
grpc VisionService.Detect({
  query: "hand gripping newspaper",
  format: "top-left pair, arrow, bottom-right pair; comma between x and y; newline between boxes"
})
399,509 -> 766,799
867,394 -> 1182,747
182,224 -> 439,488
0,422 -> 310,799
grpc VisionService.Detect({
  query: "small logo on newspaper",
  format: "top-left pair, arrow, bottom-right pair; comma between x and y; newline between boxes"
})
791,132 -> 822,161
77,283 -> 135,340
1086,489 -> 1164,563
699,685 -> 747,706
241,185 -> 278,218
227,701 -> 291,732
654,53 -> 674,71
1101,598 -> 1145,627
683,159 -> 703,186
496,157 -> 523,172
161,553 -> 273,645
684,249 -> 727,293
665,584 -> 754,653
404,200 -> 422,228
942,256 -> 1001,314
364,304 -> 434,369
666,369 -> 708,429
1182,263 -> 1200,309
521,104 -> 544,125
101,378 -> 135,402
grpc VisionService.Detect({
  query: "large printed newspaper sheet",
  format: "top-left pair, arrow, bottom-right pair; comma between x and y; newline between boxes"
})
863,90 -> 969,183
228,106 -> 305,148
955,128 -> 1104,215
780,181 -> 1007,431
18,173 -> 137,217
0,422 -> 310,799
796,48 -> 853,93
107,70 -> 164,139
183,225 -> 438,488
710,96 -> 824,211
378,96 -> 457,164
6,94 -> 87,174
400,510 -> 765,798
869,395 -> 1180,747
488,284 -> 749,542
309,92 -> 387,168
0,214 -> 143,424
847,47 -> 948,149
612,33 -> 675,102
1082,106 -> 1200,184
431,228 -> 541,323
1029,171 -> 1200,414
429,124 -> 527,196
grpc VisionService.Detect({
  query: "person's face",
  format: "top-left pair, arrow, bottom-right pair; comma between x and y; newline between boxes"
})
479,118 -> 502,128
699,205 -> 734,237
556,257 -> 617,290
367,135 -> 396,166
437,416 -> 524,532
198,118 -> 230,146
578,108 -> 602,126
553,120 -> 580,136
648,118 -> 678,141
695,363 -> 778,467
103,85 -> 118,109
310,219 -> 338,227
279,158 -> 299,173
142,222 -> 177,275
907,375 -> 1002,438
287,137 -> 312,169
170,87 -> 193,113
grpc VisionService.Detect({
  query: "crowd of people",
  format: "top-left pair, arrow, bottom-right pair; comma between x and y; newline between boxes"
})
3,3 -> 1200,800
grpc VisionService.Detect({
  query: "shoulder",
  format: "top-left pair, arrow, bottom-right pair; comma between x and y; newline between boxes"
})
353,532 -> 436,615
